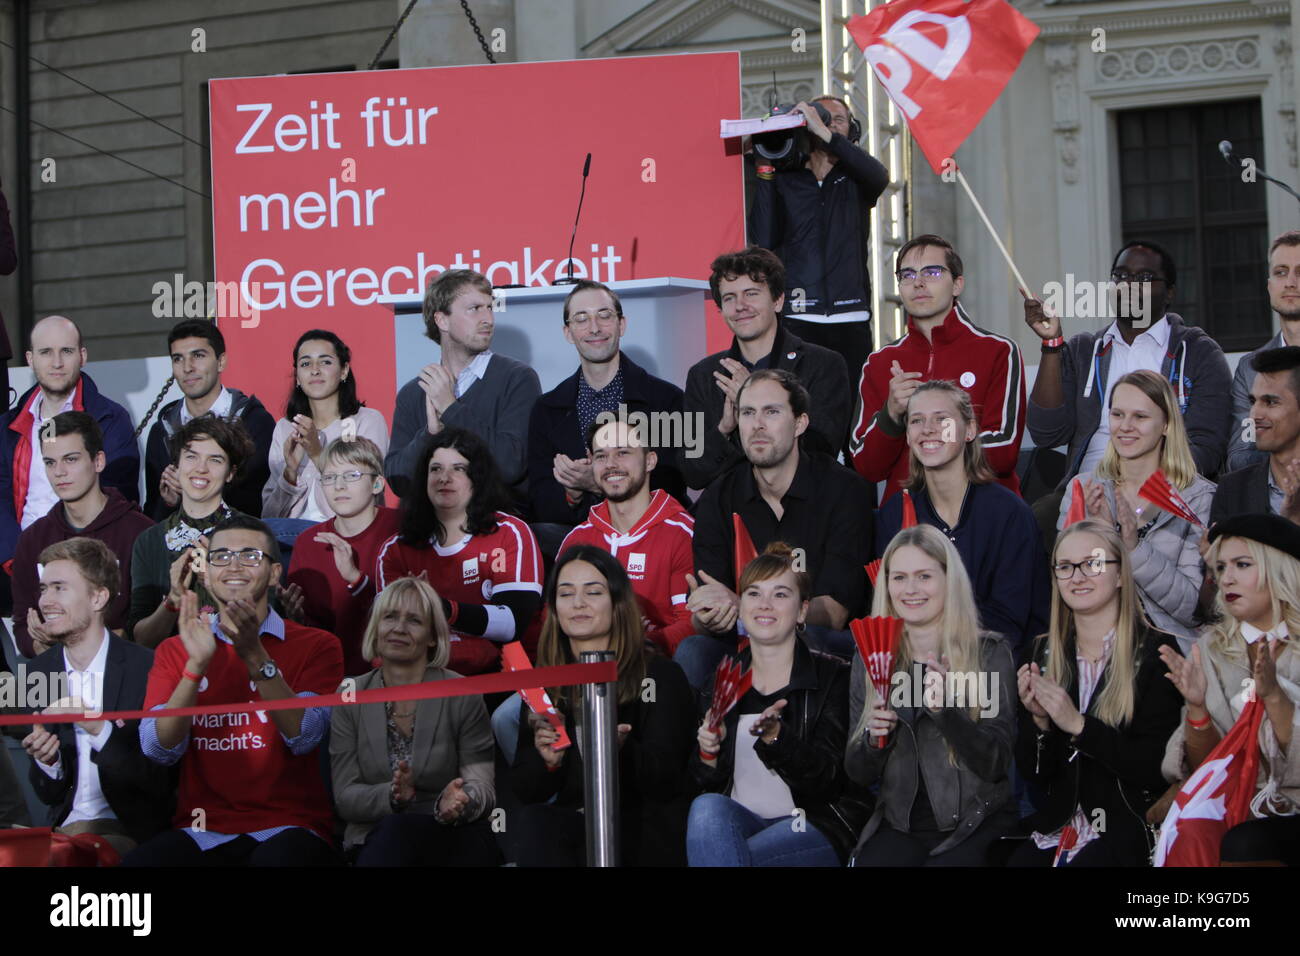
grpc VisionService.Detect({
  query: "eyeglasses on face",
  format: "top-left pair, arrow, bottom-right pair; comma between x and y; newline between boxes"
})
567,309 -> 619,329
207,548 -> 269,568
1052,557 -> 1120,579
320,470 -> 376,487
1109,270 -> 1164,284
895,265 -> 950,282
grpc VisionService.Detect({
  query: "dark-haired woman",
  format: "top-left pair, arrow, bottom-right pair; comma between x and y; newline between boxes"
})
509,545 -> 695,866
687,543 -> 870,866
377,427 -> 544,675
264,329 -> 388,523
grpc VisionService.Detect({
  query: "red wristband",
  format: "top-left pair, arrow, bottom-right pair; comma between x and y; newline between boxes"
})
1187,712 -> 1212,729
164,597 -> 179,614
698,747 -> 718,762
181,667 -> 204,683
1041,335 -> 1065,350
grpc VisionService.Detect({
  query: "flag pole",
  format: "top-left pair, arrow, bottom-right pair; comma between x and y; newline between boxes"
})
954,167 -> 1032,298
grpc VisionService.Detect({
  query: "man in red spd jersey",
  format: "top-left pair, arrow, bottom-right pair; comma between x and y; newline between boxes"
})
126,515 -> 343,866
377,427 -> 543,673
850,234 -> 1025,502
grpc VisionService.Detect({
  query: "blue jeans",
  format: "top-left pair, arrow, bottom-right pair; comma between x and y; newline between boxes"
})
492,693 -> 522,765
686,793 -> 839,867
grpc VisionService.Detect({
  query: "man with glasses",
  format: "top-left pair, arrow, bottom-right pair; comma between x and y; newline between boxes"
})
1024,239 -> 1231,515
851,234 -> 1026,502
525,280 -> 687,549
127,514 -> 343,866
287,436 -> 399,675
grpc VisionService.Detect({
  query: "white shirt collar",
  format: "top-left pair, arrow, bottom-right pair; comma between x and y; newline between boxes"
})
455,350 -> 493,396
1102,315 -> 1170,350
33,390 -> 75,423
61,627 -> 111,676
180,386 -> 232,425
1240,620 -> 1289,645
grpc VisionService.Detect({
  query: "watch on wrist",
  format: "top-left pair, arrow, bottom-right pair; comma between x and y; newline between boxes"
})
252,658 -> 279,682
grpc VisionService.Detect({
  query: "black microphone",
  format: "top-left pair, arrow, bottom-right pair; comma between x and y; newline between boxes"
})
554,153 -> 592,286
1219,140 -> 1234,164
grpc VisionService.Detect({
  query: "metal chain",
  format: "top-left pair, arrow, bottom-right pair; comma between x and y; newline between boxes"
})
459,0 -> 497,64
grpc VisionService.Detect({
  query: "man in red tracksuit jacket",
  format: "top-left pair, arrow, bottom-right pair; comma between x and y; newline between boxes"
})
850,234 -> 1026,502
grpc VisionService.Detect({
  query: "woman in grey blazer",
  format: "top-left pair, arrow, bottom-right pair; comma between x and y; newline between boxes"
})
1057,370 -> 1215,654
330,576 -> 499,866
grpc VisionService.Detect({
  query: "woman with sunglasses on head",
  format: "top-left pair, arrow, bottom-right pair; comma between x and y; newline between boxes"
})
287,436 -> 401,676
875,380 -> 1050,652
263,329 -> 388,523
687,542 -> 871,867
1157,514 -> 1300,864
377,427 -> 544,675
1058,370 -> 1214,654
330,576 -> 499,867
510,545 -> 695,867
847,525 -> 1017,866
1010,519 -> 1182,865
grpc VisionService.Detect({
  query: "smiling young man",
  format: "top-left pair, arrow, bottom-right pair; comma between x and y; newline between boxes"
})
682,247 -> 851,490
143,320 -> 275,521
11,412 -> 153,657
676,369 -> 873,689
1211,346 -> 1300,526
526,280 -> 687,534
852,234 -> 1026,503
286,436 -> 400,675
22,538 -> 174,855
126,515 -> 343,867
0,316 -> 138,567
386,269 -> 541,501
1225,231 -> 1300,472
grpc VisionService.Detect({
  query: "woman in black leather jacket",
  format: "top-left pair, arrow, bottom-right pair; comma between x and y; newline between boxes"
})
687,543 -> 871,866
1011,519 -> 1182,866
846,524 -> 1018,866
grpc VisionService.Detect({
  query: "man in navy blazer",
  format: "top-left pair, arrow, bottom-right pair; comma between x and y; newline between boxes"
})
21,537 -> 173,853
526,281 -> 688,537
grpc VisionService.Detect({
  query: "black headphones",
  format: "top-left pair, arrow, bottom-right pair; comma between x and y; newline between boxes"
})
817,96 -> 862,144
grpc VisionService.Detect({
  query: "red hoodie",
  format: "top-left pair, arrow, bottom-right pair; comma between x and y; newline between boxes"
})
560,489 -> 695,654
850,303 -> 1025,502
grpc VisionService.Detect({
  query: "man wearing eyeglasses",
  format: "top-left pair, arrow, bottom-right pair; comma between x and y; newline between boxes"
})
525,281 -> 687,546
851,234 -> 1026,503
128,514 -> 343,866
287,436 -> 399,674
1025,239 -> 1231,512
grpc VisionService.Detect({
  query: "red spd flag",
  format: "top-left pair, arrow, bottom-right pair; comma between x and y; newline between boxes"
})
1154,697 -> 1265,866
848,0 -> 1039,173
1063,477 -> 1086,528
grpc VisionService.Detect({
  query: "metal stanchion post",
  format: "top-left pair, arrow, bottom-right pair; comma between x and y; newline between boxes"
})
580,649 -> 619,866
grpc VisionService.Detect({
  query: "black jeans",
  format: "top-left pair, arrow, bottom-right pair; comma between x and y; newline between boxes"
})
852,809 -> 1016,867
512,803 -> 586,867
355,814 -> 501,866
122,828 -> 342,867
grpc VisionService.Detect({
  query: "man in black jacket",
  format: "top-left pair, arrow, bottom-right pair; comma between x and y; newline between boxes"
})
526,281 -> 687,547
682,247 -> 851,490
21,537 -> 173,854
144,320 -> 275,520
749,97 -> 889,419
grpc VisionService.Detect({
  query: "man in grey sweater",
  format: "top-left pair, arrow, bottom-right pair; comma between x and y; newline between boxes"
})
385,270 -> 541,501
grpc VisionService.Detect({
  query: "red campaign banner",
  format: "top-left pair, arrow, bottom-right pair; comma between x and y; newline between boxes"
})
208,54 -> 745,424
849,0 -> 1039,174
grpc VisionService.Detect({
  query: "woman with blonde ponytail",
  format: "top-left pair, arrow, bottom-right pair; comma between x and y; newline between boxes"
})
1011,519 -> 1182,866
846,524 -> 1017,865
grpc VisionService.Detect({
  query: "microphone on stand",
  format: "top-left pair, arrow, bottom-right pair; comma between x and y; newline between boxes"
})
554,153 -> 591,286
1218,140 -> 1234,164
1216,136 -> 1300,203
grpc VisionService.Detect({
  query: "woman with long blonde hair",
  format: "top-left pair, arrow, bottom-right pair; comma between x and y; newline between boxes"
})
875,379 -> 1050,651
1058,369 -> 1215,653
1157,515 -> 1300,864
846,525 -> 1017,865
1011,519 -> 1182,866
508,545 -> 695,866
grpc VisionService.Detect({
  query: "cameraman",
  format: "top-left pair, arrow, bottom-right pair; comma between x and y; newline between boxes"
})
749,98 -> 889,427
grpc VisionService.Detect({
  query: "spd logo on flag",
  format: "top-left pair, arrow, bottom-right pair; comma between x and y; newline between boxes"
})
848,0 -> 1039,173
1154,696 -> 1265,867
